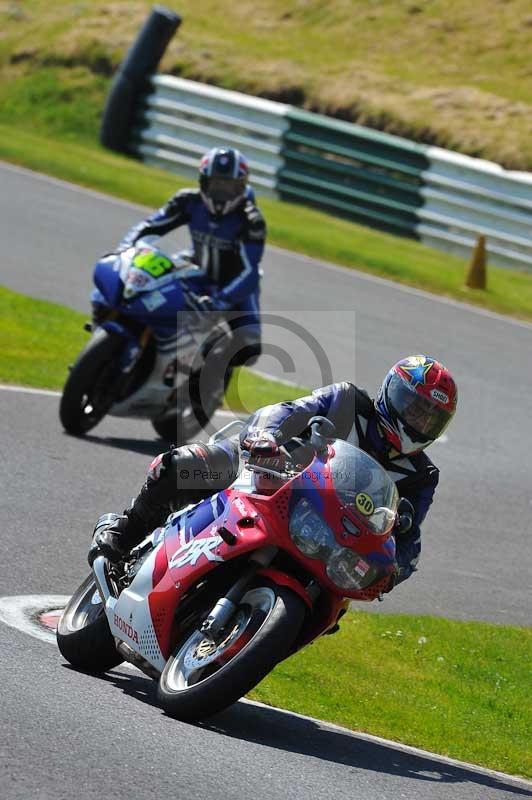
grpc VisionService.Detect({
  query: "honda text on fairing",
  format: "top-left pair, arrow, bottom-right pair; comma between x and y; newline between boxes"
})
59,240 -> 233,441
57,418 -> 403,721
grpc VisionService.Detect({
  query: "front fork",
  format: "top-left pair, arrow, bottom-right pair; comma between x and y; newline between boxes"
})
200,546 -> 280,641
91,304 -> 153,395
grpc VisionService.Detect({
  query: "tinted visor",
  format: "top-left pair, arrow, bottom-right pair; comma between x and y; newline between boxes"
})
201,176 -> 245,205
387,373 -> 452,440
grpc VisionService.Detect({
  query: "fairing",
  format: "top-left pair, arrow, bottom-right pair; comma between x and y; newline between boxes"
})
109,441 -> 397,671
92,246 -> 189,327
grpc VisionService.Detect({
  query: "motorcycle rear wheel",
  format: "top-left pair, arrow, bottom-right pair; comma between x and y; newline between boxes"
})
56,575 -> 123,673
157,582 -> 306,721
59,329 -> 123,435
151,325 -> 234,443
151,365 -> 233,443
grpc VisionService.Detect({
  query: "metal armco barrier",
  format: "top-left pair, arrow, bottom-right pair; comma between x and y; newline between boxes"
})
132,75 -> 290,197
418,148 -> 532,269
102,10 -> 532,270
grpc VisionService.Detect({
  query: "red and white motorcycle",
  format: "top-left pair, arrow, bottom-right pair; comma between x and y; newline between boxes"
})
57,418 -> 399,721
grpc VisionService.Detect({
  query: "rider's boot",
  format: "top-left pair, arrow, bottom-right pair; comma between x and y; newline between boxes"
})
87,485 -> 168,566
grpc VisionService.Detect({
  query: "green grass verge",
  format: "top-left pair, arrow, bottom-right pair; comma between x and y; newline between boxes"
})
251,611 -> 532,779
0,285 -> 88,390
1,124 -> 531,323
1,286 -> 531,778
0,285 -> 303,413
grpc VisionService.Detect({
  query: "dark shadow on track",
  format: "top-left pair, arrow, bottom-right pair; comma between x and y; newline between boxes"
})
76,434 -> 167,458
200,701 -> 531,797
70,664 -> 531,796
64,664 -> 161,705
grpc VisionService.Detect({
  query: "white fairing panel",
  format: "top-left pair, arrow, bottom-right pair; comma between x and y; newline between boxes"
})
107,543 -> 167,672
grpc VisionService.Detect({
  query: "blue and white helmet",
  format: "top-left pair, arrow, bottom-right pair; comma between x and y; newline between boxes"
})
199,147 -> 249,216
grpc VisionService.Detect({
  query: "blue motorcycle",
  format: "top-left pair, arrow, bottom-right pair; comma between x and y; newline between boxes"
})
59,240 -> 233,441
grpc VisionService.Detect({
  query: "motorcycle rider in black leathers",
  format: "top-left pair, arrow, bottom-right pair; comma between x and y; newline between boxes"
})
89,356 -> 457,591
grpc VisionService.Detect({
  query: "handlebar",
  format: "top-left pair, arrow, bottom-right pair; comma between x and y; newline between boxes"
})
308,416 -> 336,452
243,417 -> 337,479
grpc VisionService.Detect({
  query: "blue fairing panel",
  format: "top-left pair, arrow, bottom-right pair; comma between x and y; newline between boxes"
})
93,256 -> 123,307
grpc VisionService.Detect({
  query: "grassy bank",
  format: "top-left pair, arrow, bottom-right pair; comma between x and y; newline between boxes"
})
251,611 -> 532,778
0,285 -> 304,413
1,1 -> 531,323
1,125 -> 532,323
1,1 -> 532,169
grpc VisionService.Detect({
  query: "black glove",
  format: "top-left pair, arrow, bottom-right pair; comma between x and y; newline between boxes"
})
87,513 -> 130,567
382,563 -> 403,594
191,293 -> 228,315
395,497 -> 414,535
241,430 -> 285,472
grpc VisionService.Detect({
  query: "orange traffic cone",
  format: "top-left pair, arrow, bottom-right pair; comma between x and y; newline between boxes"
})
466,235 -> 487,290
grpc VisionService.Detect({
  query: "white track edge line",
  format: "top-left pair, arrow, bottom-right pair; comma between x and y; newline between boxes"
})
0,383 -> 239,420
242,697 -> 532,788
0,592 -> 529,788
0,383 -> 61,397
0,378 -> 297,401
0,159 -> 151,214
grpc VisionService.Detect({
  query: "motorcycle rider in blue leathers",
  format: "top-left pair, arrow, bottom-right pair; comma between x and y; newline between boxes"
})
118,146 -> 266,366
88,356 -> 458,594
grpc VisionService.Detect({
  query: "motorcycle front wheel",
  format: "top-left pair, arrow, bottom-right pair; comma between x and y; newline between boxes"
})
56,575 -> 123,673
59,329 -> 123,435
157,582 -> 306,721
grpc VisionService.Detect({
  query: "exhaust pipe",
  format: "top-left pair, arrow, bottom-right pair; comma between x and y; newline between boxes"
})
115,641 -> 161,680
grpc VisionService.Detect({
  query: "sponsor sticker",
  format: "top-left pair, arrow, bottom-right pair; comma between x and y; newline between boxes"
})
142,290 -> 167,312
113,613 -> 140,645
354,559 -> 370,577
431,388 -> 449,404
234,497 -> 247,517
169,534 -> 224,569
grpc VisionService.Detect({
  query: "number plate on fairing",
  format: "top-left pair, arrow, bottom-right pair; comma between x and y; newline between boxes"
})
132,249 -> 174,278
120,248 -> 177,298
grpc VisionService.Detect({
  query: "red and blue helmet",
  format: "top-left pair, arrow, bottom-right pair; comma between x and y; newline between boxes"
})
199,147 -> 249,216
375,355 -> 457,455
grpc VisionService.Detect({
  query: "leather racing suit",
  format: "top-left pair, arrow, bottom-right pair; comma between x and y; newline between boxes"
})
95,382 -> 439,587
119,186 -> 266,364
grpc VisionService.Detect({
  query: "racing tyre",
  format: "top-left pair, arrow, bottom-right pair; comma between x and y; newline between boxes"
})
157,582 -> 306,721
57,575 -> 123,673
59,329 -> 123,435
151,365 -> 233,443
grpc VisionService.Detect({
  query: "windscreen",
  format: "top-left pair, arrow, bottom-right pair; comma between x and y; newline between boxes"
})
329,441 -> 398,534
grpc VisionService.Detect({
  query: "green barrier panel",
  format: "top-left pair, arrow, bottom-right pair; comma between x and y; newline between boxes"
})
284,131 -> 425,179
283,147 -> 422,199
278,182 -> 418,235
280,108 -> 430,234
281,170 -> 419,214
287,108 -> 430,163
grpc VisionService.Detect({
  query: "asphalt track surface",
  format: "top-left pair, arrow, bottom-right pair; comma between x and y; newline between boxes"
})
0,161 -> 531,800
1,160 -> 531,625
